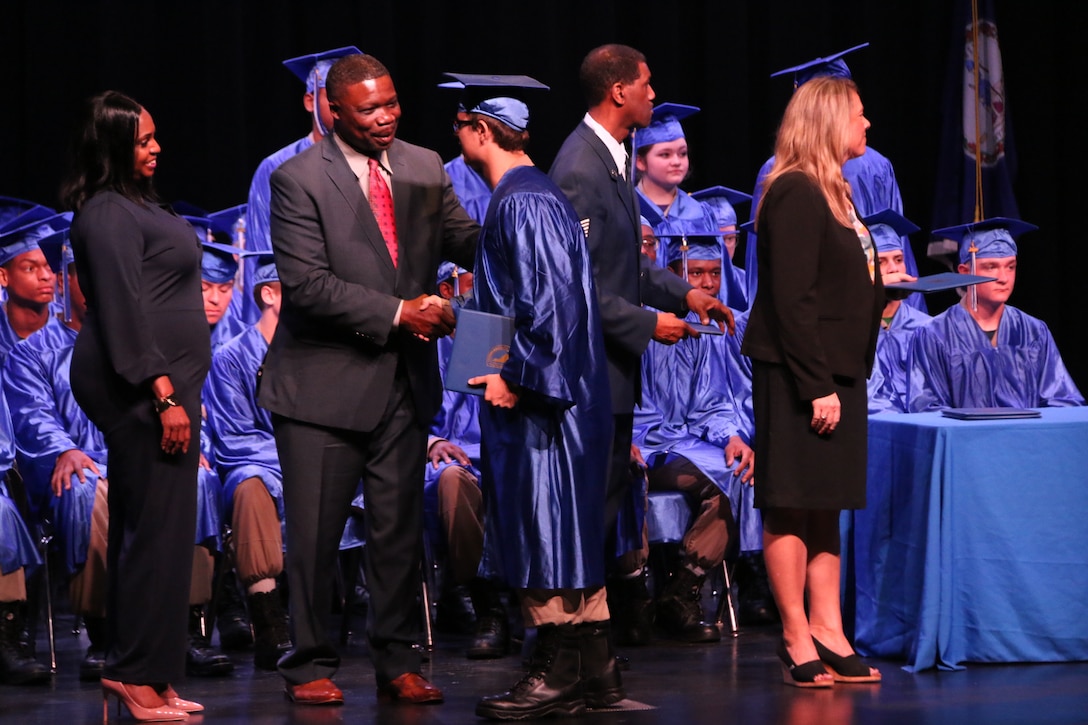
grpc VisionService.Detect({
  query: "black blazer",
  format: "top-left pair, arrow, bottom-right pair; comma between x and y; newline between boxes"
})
549,121 -> 691,413
742,171 -> 883,401
258,135 -> 478,432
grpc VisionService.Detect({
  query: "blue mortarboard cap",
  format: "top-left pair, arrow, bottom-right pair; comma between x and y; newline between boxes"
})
639,215 -> 652,228
932,217 -> 1038,264
862,209 -> 920,254
241,250 -> 278,287
283,46 -> 363,94
200,240 -> 240,283
635,103 -> 699,150
771,43 -> 869,87
442,73 -> 549,132
181,214 -> 214,244
0,211 -> 71,266
637,197 -> 667,228
0,197 -> 45,229
654,219 -> 724,265
37,224 -> 76,273
209,204 -> 248,243
690,186 -> 753,228
436,260 -> 471,286
0,204 -> 56,235
740,220 -> 756,234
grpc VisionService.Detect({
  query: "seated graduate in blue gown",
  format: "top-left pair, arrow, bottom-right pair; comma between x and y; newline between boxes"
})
908,218 -> 1083,411
444,156 -> 492,225
242,46 -> 362,324
208,204 -> 249,333
447,73 -> 621,718
2,228 -> 110,680
0,386 -> 50,684
0,210 -> 68,359
181,214 -> 247,353
633,228 -> 763,637
863,210 -> 933,414
426,262 -> 512,659
691,185 -> 752,310
203,252 -> 292,671
747,43 -> 925,314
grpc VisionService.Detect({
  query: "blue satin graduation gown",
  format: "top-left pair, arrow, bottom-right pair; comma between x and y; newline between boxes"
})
747,148 -> 924,313
473,166 -> 612,590
0,311 -> 63,362
445,156 -> 492,226
908,303 -> 1084,411
204,325 -> 283,521
241,135 -> 315,323
3,323 -> 106,574
867,304 -> 933,414
0,387 -> 41,575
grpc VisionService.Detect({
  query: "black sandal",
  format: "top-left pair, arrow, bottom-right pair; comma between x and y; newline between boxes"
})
776,642 -> 833,688
812,637 -> 882,683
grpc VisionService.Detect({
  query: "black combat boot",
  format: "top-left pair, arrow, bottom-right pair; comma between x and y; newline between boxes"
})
606,572 -> 654,646
655,567 -> 721,643
215,568 -> 254,650
475,623 -> 584,720
734,552 -> 780,625
186,605 -> 234,676
467,578 -> 509,659
0,602 -> 50,685
246,591 -> 292,671
577,620 -> 625,708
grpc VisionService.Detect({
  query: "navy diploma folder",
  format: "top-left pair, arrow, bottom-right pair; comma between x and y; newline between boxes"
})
445,308 -> 515,396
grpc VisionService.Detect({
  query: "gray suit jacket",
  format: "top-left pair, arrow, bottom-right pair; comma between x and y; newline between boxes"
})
258,135 -> 478,432
550,121 -> 691,413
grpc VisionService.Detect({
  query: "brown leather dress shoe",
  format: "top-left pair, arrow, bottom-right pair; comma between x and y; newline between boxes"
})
284,678 -> 344,705
377,672 -> 444,704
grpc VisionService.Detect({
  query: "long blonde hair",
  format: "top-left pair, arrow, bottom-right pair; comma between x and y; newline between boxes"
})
756,76 -> 860,228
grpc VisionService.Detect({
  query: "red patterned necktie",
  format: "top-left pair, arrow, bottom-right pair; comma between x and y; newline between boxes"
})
368,156 -> 398,267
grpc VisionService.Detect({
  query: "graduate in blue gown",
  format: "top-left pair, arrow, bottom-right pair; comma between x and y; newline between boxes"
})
0,383 -> 52,684
448,74 -> 621,718
242,46 -> 362,324
746,45 -> 924,314
908,219 -> 1083,411
863,210 -> 933,414
208,205 -> 249,331
444,157 -> 492,225
2,229 -> 111,678
0,211 -> 68,359
203,252 -> 292,670
691,185 -> 752,310
633,104 -> 722,251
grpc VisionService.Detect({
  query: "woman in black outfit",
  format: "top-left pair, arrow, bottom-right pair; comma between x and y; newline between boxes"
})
61,91 -> 210,720
742,76 -> 884,687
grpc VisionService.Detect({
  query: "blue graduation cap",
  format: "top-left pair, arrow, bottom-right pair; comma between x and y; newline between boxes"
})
635,102 -> 700,150
931,217 -> 1037,264
283,46 -> 364,94
0,211 -> 71,266
0,197 -> 45,229
200,240 -> 241,284
654,218 -> 724,265
436,260 -> 470,287
770,43 -> 869,87
441,73 -> 549,132
241,250 -> 278,287
862,209 -> 920,254
0,204 -> 56,236
690,186 -> 753,229
739,220 -> 756,234
209,204 -> 247,244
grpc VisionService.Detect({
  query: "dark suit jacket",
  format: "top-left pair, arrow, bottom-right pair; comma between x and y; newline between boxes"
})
742,171 -> 884,401
549,121 -> 691,413
258,135 -> 478,432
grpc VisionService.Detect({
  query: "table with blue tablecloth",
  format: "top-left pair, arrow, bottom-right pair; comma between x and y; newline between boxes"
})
848,407 -> 1088,671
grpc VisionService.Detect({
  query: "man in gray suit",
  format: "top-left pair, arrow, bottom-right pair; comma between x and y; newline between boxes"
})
549,44 -> 734,646
259,53 -> 477,706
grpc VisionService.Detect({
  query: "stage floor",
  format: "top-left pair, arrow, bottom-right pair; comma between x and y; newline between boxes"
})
8,611 -> 1088,725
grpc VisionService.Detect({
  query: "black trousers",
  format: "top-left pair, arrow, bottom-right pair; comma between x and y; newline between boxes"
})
604,413 -> 635,569
273,374 -> 426,687
103,403 -> 199,685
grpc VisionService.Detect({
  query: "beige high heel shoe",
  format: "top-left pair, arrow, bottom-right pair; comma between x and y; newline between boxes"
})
101,678 -> 188,722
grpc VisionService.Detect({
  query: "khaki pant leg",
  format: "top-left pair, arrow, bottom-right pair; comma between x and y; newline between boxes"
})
69,478 -> 109,616
435,466 -> 482,585
231,477 -> 283,587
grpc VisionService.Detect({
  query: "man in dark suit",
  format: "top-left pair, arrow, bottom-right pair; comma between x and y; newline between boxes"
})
549,44 -> 734,645
259,53 -> 478,706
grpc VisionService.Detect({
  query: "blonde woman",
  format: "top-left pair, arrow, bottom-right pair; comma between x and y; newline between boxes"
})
741,76 -> 884,687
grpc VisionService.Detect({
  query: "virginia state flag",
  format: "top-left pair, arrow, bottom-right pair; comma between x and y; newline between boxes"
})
929,0 -> 1020,264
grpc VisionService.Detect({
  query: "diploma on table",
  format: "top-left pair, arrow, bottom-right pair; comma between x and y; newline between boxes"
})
446,308 -> 515,396
941,407 -> 1042,420
884,272 -> 996,293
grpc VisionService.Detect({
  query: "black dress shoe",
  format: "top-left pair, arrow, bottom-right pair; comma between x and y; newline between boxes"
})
186,606 -> 234,677
476,624 -> 585,720
467,607 -> 509,660
79,647 -> 105,682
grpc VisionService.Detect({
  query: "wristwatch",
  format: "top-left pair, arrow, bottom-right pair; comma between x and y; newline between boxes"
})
153,394 -> 180,415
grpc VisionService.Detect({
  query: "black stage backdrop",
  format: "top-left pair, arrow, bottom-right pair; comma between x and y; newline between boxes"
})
3,0 -> 1086,389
